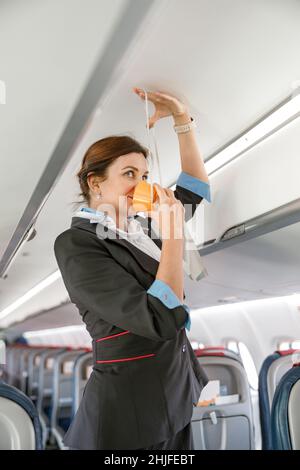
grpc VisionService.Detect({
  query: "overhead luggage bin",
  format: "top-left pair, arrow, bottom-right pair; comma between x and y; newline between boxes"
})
192,114 -> 300,253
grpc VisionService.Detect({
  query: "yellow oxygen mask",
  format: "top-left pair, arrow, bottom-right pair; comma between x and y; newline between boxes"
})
132,180 -> 158,213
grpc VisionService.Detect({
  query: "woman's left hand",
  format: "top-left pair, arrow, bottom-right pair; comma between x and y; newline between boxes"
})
133,87 -> 189,129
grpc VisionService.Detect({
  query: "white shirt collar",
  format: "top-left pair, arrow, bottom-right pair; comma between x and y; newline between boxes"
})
74,207 -> 147,240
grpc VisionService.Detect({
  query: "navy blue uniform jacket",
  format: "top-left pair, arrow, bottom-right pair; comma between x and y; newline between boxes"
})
54,184 -> 208,450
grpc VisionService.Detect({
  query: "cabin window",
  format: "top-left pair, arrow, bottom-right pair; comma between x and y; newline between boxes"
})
191,341 -> 205,350
227,340 -> 239,354
291,340 -> 300,350
34,356 -> 41,366
86,365 -> 93,379
238,342 -> 258,390
62,361 -> 74,375
278,340 -> 300,352
45,358 -> 54,370
226,340 -> 258,390
0,340 -> 5,366
278,341 -> 292,351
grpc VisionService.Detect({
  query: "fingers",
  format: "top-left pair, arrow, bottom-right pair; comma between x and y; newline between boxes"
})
133,88 -> 162,103
156,184 -> 176,200
165,188 -> 177,200
135,88 -> 174,104
154,184 -> 177,203
133,88 -> 146,98
153,183 -> 167,202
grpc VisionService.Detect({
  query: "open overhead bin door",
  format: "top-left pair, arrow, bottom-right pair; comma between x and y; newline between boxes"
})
190,115 -> 300,254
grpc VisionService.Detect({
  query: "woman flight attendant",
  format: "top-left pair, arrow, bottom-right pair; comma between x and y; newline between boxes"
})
54,88 -> 211,450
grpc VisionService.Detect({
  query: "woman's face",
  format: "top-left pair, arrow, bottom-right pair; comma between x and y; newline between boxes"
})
90,152 -> 149,218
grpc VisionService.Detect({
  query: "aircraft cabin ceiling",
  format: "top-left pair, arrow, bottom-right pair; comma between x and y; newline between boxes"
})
1,0 -> 300,329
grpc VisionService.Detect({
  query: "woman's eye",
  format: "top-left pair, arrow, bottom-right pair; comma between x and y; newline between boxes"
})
125,171 -> 148,180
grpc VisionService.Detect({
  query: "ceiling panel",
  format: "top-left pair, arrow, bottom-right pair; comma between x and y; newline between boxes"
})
0,0 -> 127,258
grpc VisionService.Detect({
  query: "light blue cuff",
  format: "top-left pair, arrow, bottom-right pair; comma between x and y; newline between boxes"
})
177,171 -> 211,203
147,279 -> 191,331
182,303 -> 191,331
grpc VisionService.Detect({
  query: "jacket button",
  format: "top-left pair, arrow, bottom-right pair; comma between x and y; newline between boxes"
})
182,344 -> 186,353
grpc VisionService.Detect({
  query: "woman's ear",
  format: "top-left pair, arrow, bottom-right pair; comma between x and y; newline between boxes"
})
88,174 -> 100,191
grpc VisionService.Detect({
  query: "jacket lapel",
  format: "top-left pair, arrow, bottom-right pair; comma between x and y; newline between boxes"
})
71,216 -> 161,278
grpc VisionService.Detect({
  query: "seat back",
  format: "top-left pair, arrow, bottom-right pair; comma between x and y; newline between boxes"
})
37,348 -> 66,417
36,348 -> 66,447
191,347 -> 254,450
288,373 -> 300,449
0,381 -> 43,449
51,349 -> 87,448
5,346 -> 27,388
27,348 -> 48,403
3,347 -> 16,386
72,351 -> 93,417
271,364 -> 300,449
19,348 -> 36,394
258,349 -> 297,449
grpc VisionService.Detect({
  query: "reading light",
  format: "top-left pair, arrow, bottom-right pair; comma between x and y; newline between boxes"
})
205,88 -> 300,175
0,270 -> 61,321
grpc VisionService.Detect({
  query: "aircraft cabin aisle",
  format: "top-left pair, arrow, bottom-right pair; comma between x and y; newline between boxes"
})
0,0 -> 300,456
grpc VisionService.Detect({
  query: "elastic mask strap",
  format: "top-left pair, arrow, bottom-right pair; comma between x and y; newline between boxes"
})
141,88 -> 163,201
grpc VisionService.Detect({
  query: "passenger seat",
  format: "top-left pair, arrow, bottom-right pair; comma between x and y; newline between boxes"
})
0,380 -> 43,450
191,347 -> 255,449
258,349 -> 298,449
271,362 -> 300,449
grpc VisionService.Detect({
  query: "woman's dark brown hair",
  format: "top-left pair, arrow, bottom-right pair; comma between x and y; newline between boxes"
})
75,135 -> 151,206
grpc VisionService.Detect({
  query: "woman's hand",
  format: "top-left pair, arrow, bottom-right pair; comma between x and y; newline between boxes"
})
147,183 -> 185,241
133,87 -> 189,129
